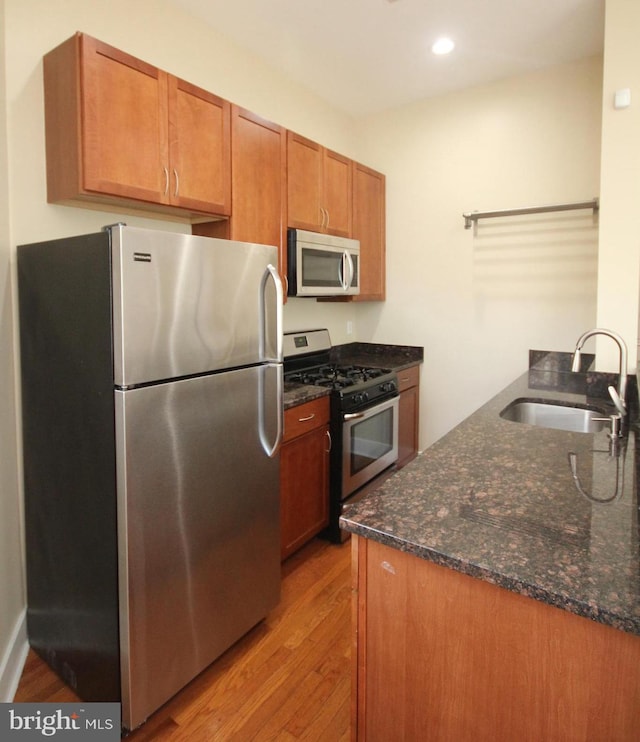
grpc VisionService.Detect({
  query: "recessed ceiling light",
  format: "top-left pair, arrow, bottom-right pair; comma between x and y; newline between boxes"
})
431,37 -> 455,55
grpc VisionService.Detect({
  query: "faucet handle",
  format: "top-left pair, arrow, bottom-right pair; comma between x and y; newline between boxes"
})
607,385 -> 627,416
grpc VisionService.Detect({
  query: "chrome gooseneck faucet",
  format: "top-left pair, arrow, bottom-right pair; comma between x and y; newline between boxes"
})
571,328 -> 628,418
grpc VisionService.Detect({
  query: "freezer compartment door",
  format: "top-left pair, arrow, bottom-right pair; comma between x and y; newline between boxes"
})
111,225 -> 282,387
115,365 -> 281,730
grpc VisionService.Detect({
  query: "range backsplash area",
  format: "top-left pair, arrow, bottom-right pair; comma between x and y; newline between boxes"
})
331,341 -> 423,368
282,297 -> 357,346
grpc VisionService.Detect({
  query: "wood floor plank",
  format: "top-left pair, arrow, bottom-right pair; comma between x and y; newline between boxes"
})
200,601 -> 350,740
296,676 -> 351,742
14,538 -> 352,741
254,669 -> 326,740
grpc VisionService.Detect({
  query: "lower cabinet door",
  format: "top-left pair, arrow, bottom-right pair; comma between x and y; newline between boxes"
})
280,423 -> 330,559
397,365 -> 420,468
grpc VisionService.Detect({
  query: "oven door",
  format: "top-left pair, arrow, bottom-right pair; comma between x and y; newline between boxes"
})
341,396 -> 399,499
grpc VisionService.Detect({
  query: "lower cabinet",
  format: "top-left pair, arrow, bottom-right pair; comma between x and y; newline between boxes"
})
280,397 -> 331,560
397,364 -> 420,468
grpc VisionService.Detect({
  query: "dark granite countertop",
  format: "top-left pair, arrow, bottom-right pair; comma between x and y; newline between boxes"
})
283,383 -> 330,411
283,341 -> 424,409
340,352 -> 640,636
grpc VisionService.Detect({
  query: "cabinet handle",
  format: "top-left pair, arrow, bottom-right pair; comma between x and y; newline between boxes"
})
163,167 -> 169,196
173,168 -> 179,197
400,377 -> 410,383
298,413 -> 315,422
325,209 -> 330,229
325,429 -> 332,453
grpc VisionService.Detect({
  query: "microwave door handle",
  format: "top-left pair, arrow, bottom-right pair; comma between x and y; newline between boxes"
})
340,251 -> 349,292
345,251 -> 355,289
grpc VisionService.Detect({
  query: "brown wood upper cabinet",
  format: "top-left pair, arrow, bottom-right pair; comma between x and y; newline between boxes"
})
352,162 -> 386,301
287,131 -> 352,237
43,33 -> 231,219
227,107 -> 286,253
194,106 -> 287,283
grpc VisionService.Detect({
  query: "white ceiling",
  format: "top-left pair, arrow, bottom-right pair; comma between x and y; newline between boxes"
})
172,0 -> 605,116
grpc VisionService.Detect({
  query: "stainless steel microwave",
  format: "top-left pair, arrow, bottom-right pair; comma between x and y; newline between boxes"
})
287,228 -> 360,297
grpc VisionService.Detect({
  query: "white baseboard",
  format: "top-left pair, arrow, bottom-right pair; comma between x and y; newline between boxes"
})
0,609 -> 28,701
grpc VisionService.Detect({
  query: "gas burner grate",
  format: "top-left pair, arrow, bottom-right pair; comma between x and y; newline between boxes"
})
285,363 -> 392,392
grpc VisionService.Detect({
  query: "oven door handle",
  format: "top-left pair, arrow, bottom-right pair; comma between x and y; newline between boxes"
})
343,411 -> 366,421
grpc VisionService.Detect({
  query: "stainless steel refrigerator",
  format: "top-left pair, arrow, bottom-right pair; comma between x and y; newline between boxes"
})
18,224 -> 283,731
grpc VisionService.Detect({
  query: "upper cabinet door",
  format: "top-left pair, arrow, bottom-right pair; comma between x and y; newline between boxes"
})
287,132 -> 323,232
192,106 -> 287,294
227,107 -> 286,249
80,34 -> 170,204
352,162 -> 386,301
167,77 -> 231,215
228,106 -> 286,268
323,149 -> 352,238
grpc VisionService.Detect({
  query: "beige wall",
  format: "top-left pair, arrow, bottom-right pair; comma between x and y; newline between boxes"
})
0,0 -> 27,701
355,56 -> 603,445
597,0 -> 640,371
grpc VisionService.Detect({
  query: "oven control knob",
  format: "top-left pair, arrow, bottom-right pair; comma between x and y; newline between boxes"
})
380,381 -> 396,393
353,392 -> 369,405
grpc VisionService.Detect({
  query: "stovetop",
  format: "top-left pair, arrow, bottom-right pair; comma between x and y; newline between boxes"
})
283,329 -> 399,412
285,364 -> 390,390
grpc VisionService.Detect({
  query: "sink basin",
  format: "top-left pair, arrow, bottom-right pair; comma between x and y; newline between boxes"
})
500,399 -> 608,434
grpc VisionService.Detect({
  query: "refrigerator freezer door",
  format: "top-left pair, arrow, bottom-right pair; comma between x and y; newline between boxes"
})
115,364 -> 281,730
111,225 -> 282,387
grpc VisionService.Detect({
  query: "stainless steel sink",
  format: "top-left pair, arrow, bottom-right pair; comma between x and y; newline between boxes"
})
500,399 -> 609,434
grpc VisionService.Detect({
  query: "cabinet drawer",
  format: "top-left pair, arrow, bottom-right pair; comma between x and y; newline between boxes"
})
397,365 -> 420,392
283,396 -> 330,442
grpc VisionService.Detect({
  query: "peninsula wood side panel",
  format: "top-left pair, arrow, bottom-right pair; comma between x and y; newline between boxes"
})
352,536 -> 640,741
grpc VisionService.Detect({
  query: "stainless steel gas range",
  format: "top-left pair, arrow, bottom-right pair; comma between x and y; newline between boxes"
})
284,329 -> 399,542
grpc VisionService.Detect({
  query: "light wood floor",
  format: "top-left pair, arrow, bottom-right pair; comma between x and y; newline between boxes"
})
14,538 -> 352,741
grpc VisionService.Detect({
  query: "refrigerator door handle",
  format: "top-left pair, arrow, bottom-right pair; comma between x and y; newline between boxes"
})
260,264 -> 284,363
259,362 -> 283,458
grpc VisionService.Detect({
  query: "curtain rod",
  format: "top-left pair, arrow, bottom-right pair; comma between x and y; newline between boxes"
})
463,198 -> 599,229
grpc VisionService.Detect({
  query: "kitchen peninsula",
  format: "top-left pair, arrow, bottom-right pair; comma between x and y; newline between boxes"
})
341,351 -> 640,741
